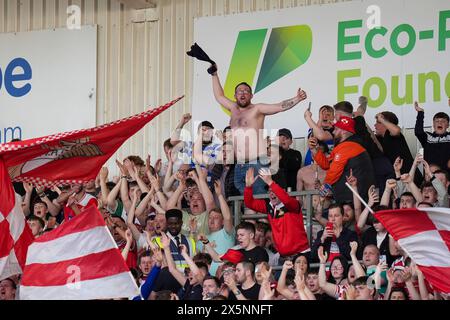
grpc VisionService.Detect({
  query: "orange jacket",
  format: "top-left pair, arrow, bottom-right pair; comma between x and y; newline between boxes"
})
313,141 -> 366,185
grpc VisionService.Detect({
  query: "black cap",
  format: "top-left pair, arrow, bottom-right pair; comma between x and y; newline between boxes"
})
277,128 -> 292,140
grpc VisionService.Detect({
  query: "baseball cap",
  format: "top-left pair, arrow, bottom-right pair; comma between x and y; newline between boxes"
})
334,116 -> 355,134
277,128 -> 293,140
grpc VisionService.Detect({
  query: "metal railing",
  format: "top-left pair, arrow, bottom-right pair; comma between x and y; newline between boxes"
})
227,190 -> 320,245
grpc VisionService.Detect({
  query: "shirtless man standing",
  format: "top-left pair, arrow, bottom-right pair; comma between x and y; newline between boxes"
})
210,64 -> 307,194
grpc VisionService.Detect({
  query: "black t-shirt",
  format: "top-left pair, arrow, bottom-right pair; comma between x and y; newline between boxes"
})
239,246 -> 269,264
179,280 -> 203,300
228,283 -> 261,300
152,267 -> 182,294
280,149 -> 303,191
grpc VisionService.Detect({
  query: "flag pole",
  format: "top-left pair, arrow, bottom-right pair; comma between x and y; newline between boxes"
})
345,182 -> 374,214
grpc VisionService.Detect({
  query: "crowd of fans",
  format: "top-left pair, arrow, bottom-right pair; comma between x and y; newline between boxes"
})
1,91 -> 449,301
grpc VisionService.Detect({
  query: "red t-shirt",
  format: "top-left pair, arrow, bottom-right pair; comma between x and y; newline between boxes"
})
63,193 -> 98,222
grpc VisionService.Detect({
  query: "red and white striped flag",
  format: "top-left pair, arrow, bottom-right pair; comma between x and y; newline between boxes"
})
375,207 -> 450,294
0,159 -> 35,281
0,96 -> 183,187
19,205 -> 139,300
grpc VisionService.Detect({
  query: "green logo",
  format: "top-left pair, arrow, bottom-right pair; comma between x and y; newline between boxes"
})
222,25 -> 313,114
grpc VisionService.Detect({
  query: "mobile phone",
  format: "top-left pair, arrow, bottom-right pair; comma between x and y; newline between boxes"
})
308,102 -> 311,111
326,222 -> 333,235
379,255 -> 387,264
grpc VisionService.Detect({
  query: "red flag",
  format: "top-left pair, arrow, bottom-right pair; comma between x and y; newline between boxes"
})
19,205 -> 139,300
0,158 -> 35,281
0,96 -> 183,187
375,207 -> 450,293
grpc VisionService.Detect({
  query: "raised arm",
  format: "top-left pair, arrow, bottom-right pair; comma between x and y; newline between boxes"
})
318,247 -> 338,298
257,88 -> 307,115
127,189 -> 146,241
357,186 -> 378,230
98,167 -> 110,205
193,165 -> 215,211
304,109 -> 333,141
346,169 -> 362,222
36,185 -> 62,217
199,234 -> 222,262
121,229 -> 133,261
214,180 -> 233,234
276,261 -> 296,300
22,182 -> 33,217
180,244 -> 204,284
170,113 -> 192,146
414,102 -> 427,145
166,173 -> 186,209
350,242 -> 366,278
160,232 -> 187,286
211,66 -> 235,111
377,113 -> 401,136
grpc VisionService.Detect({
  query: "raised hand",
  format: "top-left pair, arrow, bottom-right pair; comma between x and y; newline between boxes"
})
304,108 -> 313,120
214,180 -> 223,197
400,173 -> 412,184
99,167 -> 109,182
297,88 -> 307,101
350,241 -> 358,256
23,182 -> 33,194
189,217 -> 197,234
318,246 -> 328,264
125,229 -> 133,244
154,159 -> 162,175
414,101 -> 424,112
385,179 -> 397,191
282,260 -> 294,271
179,244 -> 188,256
258,167 -> 273,186
308,137 -> 318,151
160,232 -> 171,249
294,273 -> 306,291
368,185 -> 379,206
116,159 -> 127,176
245,167 -> 256,187
345,169 -> 357,188
393,157 -> 403,173
179,113 -> 192,127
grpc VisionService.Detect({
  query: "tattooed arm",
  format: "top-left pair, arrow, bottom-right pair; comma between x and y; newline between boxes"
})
257,88 -> 307,115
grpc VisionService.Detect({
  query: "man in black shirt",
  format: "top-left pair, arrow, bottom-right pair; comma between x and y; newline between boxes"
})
375,111 -> 422,185
236,222 -> 269,264
225,261 -> 261,300
276,128 -> 302,191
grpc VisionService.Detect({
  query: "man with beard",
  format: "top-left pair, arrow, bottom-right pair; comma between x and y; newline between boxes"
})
309,116 -> 375,203
211,65 -> 307,194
